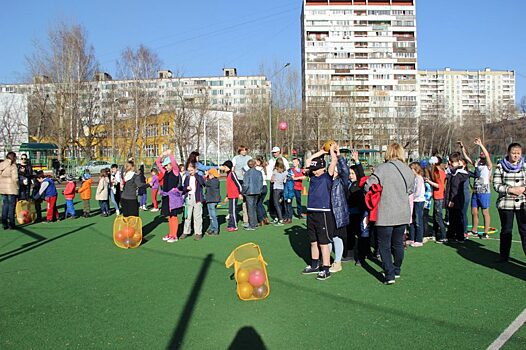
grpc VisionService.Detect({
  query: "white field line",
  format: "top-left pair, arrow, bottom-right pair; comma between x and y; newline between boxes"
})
487,308 -> 526,350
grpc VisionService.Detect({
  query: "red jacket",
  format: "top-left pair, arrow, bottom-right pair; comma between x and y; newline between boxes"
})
63,181 -> 76,200
226,172 -> 242,199
362,176 -> 382,222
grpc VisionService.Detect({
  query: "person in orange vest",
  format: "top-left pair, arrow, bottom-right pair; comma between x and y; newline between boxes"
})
77,173 -> 93,218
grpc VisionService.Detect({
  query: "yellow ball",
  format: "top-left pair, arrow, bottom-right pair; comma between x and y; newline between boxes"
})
238,282 -> 254,299
323,140 -> 335,152
237,268 -> 250,283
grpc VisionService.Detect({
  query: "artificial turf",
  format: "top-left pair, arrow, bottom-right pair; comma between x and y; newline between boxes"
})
0,185 -> 525,349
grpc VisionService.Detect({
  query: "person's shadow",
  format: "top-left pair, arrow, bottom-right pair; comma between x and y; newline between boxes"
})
228,326 -> 267,350
283,224 -> 311,265
142,215 -> 165,243
447,240 -> 526,281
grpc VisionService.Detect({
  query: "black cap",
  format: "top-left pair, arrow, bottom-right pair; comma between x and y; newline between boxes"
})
309,156 -> 326,171
222,160 -> 233,170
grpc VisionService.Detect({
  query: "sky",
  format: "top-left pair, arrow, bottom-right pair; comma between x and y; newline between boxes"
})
1,0 -> 525,100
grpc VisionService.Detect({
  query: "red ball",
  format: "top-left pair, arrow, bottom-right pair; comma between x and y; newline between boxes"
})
20,210 -> 29,217
115,230 -> 126,242
248,268 -> 265,288
279,122 -> 288,131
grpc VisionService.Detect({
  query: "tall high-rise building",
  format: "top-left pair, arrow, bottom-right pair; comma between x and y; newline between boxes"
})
418,68 -> 516,124
301,0 -> 418,155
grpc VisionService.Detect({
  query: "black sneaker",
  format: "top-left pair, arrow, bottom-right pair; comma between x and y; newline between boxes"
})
302,265 -> 320,274
316,270 -> 331,281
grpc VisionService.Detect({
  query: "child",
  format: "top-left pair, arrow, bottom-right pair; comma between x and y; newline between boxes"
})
109,164 -> 122,215
328,143 -> 350,274
150,168 -> 160,212
223,160 -> 242,232
96,170 -> 110,216
408,162 -> 425,247
270,158 -> 287,226
180,162 -> 206,240
255,156 -> 269,225
204,168 -> 221,235
282,168 -> 295,224
36,173 -> 59,222
291,157 -> 305,218
157,150 -> 183,243
63,175 -> 77,219
18,165 -> 30,201
241,159 -> 263,230
302,146 -> 338,281
426,156 -> 447,243
77,173 -> 93,218
31,170 -> 44,222
445,152 -> 469,242
347,151 -> 370,265
422,167 -> 433,239
138,163 -> 148,210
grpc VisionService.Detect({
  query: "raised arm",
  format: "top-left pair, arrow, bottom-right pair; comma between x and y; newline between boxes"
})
459,141 -> 473,165
304,149 -> 327,169
475,137 -> 493,169
328,143 -> 338,177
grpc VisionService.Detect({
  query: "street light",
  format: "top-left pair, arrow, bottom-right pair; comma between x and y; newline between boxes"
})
268,62 -> 290,156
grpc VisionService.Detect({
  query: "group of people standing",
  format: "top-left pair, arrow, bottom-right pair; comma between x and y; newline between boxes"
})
1,138 -> 525,284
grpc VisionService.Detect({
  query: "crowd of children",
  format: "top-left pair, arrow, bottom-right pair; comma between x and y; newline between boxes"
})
2,137 -> 525,281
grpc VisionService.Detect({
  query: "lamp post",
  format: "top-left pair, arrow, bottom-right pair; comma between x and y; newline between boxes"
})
112,98 -> 118,164
268,62 -> 290,156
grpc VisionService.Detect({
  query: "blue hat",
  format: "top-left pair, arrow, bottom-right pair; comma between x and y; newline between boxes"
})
162,157 -> 171,167
420,159 -> 429,168
83,173 -> 91,180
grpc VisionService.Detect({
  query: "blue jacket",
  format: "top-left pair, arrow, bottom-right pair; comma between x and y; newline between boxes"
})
183,174 -> 206,203
241,168 -> 263,195
42,178 -> 58,199
331,157 -> 350,229
283,169 -> 295,200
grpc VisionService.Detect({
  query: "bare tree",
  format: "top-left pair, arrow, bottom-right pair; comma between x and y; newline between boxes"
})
0,94 -> 29,156
116,44 -> 162,159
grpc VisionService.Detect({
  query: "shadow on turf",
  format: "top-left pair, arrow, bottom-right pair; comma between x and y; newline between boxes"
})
447,240 -> 526,281
167,253 -> 213,350
0,223 -> 95,263
227,326 -> 267,350
142,215 -> 166,241
283,224 -> 310,265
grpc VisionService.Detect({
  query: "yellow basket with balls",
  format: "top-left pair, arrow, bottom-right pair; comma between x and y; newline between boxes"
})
113,215 -> 143,249
16,200 -> 37,225
225,242 -> 270,301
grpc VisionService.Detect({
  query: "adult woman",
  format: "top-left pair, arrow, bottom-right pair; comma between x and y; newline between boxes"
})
0,152 -> 19,229
365,143 -> 415,284
493,143 -> 526,262
120,160 -> 147,217
255,156 -> 269,225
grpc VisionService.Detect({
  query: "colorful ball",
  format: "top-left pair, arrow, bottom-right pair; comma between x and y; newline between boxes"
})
248,268 -> 266,288
279,121 -> 288,131
237,268 -> 250,283
20,210 -> 29,217
132,232 -> 142,242
252,284 -> 268,298
238,282 -> 254,299
122,238 -> 134,248
115,230 -> 126,242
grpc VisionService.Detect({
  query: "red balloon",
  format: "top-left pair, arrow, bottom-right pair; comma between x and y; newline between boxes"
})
248,268 -> 265,288
279,122 -> 288,131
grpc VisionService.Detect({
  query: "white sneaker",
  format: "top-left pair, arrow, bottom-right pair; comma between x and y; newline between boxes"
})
150,208 -> 159,212
162,235 -> 170,241
166,237 -> 178,243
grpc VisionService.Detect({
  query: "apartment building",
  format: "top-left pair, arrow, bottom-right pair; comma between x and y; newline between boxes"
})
418,68 -> 516,124
301,0 -> 418,154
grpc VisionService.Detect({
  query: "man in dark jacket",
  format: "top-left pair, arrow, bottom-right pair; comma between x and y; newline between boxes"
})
242,159 -> 263,230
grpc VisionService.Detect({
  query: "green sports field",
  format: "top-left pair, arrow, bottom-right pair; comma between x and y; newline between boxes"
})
1,186 -> 525,349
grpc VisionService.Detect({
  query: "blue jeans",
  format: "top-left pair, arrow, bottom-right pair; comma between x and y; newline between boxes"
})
433,199 -> 446,241
65,199 -> 76,217
109,189 -> 120,213
207,203 -> 219,232
245,195 -> 259,228
257,185 -> 268,222
99,200 -> 109,215
284,199 -> 293,220
2,194 -> 17,228
376,225 -> 406,281
294,189 -> 302,217
409,201 -> 424,243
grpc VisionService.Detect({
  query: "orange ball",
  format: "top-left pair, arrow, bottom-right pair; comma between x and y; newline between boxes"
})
115,230 -> 126,242
132,232 -> 142,242
237,268 -> 250,283
122,226 -> 135,238
238,282 -> 254,299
